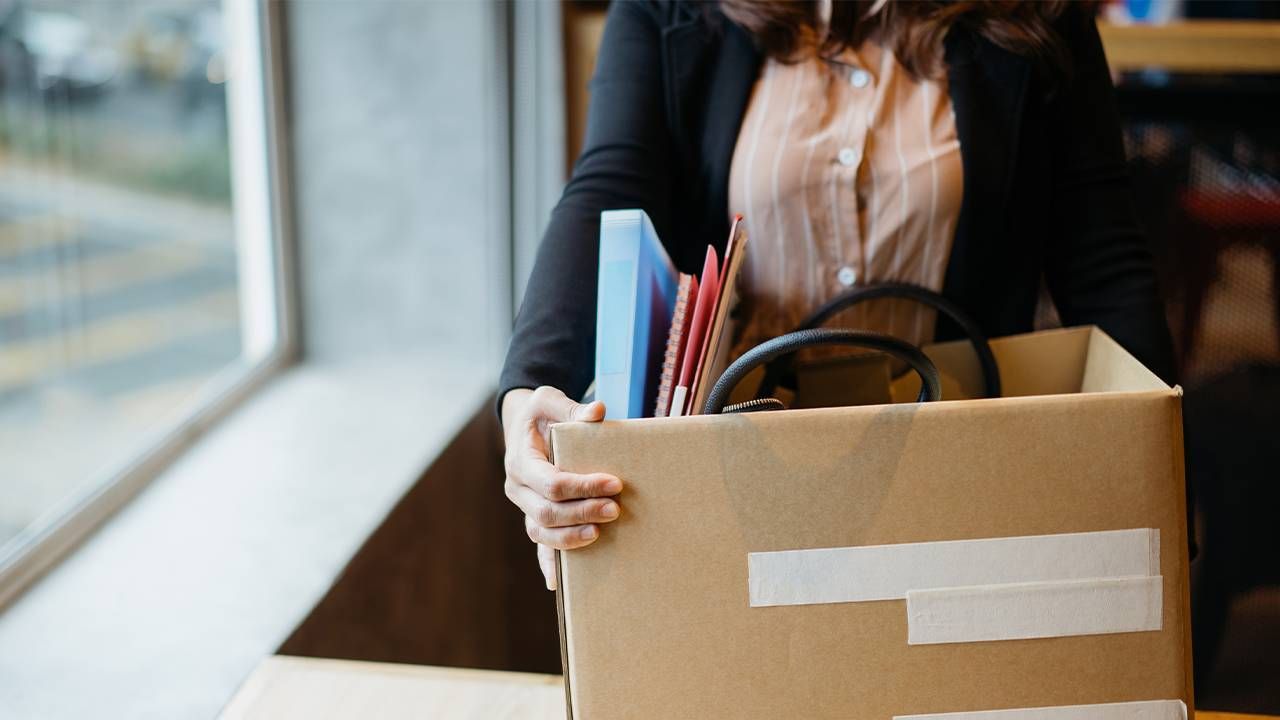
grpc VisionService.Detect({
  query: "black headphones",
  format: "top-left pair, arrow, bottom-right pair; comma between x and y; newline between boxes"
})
703,283 -> 1001,415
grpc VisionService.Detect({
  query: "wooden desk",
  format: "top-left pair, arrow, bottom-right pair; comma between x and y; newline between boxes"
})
222,655 -> 1271,720
220,657 -> 563,719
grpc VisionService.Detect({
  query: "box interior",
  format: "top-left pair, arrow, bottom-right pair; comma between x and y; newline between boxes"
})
889,326 -> 1169,403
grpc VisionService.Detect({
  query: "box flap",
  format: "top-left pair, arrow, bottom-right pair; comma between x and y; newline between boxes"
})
891,326 -> 1167,402
1081,327 -> 1169,394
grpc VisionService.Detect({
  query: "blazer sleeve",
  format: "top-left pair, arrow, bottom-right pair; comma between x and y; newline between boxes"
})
497,1 -> 674,413
1042,8 -> 1178,384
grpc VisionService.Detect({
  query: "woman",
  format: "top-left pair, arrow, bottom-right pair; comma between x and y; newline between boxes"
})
499,0 -> 1175,589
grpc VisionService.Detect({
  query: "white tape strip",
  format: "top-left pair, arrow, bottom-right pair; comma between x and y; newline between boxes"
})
748,528 -> 1159,608
905,575 -> 1163,645
894,699 -> 1186,720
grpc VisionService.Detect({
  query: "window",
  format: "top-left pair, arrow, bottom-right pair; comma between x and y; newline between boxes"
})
0,0 -> 287,597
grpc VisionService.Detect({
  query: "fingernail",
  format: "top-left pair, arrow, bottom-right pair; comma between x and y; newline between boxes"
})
600,502 -> 619,519
580,525 -> 597,540
603,477 -> 623,494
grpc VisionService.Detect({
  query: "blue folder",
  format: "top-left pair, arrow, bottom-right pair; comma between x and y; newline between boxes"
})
595,209 -> 679,419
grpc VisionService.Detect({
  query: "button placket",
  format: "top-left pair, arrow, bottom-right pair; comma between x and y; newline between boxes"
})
823,55 -> 872,297
835,69 -> 871,171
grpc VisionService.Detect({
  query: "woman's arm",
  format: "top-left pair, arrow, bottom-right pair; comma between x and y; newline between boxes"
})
498,0 -> 676,406
497,2 -> 677,588
1042,7 -> 1177,383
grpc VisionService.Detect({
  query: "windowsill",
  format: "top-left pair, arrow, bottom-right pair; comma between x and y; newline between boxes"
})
0,353 -> 495,719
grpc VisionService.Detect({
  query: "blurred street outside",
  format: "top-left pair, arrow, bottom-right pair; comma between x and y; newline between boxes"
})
0,0 -> 241,550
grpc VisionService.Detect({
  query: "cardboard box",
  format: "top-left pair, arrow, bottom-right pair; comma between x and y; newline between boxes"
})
550,326 -> 1193,719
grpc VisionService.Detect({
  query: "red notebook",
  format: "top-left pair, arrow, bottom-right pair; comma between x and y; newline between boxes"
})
687,215 -> 747,416
669,246 -> 719,418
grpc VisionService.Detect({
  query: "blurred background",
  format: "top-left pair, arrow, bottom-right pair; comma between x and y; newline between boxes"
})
0,0 -> 1276,718
1,0 -> 235,547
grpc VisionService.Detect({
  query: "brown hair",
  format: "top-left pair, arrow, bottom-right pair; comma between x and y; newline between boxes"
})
719,0 -> 1073,81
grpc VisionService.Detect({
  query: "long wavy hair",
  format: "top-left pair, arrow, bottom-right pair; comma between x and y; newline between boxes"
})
719,0 -> 1074,81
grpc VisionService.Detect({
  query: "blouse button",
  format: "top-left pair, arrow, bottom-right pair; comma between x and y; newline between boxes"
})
837,147 -> 858,167
850,69 -> 871,88
837,266 -> 857,287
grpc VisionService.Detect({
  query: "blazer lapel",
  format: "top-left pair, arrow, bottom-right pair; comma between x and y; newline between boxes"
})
661,7 -> 760,263
699,20 -> 761,246
660,11 -> 705,162
941,28 -> 1030,334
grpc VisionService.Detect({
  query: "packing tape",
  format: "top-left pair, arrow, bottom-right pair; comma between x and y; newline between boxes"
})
905,575 -> 1163,645
748,528 -> 1159,608
893,699 -> 1186,720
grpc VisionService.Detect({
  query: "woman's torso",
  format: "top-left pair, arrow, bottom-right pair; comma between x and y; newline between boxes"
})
497,1 -> 1176,409
728,40 -> 963,356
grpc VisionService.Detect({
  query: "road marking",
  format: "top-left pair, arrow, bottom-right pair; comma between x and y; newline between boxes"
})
0,288 -> 239,394
0,214 -> 83,260
0,243 -> 227,316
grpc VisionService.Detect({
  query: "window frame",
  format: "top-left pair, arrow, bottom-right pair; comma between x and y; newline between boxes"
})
0,0 -> 297,610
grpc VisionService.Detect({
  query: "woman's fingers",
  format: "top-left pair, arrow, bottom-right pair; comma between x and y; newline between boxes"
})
520,453 -> 621,501
525,515 -> 600,550
528,386 -> 606,424
505,479 -> 620,528
500,387 -> 617,589
537,544 -> 557,591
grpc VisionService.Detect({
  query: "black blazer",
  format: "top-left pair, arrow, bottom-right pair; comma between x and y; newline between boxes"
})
498,0 -> 1175,408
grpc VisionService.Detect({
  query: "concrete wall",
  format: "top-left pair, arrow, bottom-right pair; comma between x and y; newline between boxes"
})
278,0 -> 564,675
285,0 -> 511,371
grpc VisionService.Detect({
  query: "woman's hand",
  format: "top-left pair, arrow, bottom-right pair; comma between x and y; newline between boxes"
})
501,386 -> 622,590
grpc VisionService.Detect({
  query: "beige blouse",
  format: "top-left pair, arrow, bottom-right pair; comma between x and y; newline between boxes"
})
728,39 -> 963,358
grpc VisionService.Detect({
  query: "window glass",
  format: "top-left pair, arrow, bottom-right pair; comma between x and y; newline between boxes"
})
0,0 -> 251,552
